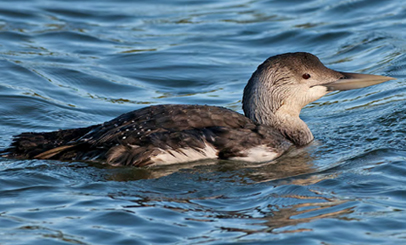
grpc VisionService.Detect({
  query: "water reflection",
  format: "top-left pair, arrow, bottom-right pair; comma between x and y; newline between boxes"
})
221,198 -> 352,236
100,143 -> 319,182
102,143 -> 355,237
106,152 -> 354,241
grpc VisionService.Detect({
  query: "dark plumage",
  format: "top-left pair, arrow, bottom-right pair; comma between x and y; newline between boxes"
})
1,52 -> 394,166
4,105 -> 291,166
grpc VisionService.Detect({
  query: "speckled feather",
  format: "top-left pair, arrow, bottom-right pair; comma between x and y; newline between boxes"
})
4,104 -> 292,166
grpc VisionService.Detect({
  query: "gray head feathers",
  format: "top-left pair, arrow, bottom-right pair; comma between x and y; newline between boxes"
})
242,52 -> 393,145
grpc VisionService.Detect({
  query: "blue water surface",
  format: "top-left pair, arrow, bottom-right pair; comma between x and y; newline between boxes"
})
1,0 -> 406,244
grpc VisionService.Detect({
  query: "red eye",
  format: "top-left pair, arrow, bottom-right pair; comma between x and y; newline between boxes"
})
302,73 -> 311,79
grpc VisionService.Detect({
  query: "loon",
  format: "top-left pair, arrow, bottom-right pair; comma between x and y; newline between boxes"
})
1,52 -> 394,166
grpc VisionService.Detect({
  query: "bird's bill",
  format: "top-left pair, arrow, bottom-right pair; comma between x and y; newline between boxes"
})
325,72 -> 395,91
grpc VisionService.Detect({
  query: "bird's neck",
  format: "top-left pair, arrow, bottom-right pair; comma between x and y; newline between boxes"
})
271,108 -> 314,146
244,103 -> 314,146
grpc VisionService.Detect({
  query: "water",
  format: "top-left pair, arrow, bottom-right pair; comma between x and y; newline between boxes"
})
1,0 -> 406,244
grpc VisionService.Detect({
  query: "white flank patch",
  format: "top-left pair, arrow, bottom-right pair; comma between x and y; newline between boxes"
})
151,142 -> 218,165
229,145 -> 279,162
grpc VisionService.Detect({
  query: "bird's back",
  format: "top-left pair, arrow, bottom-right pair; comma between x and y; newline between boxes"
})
3,104 -> 292,166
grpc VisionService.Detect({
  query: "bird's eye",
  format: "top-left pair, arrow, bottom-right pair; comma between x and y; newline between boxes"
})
302,73 -> 311,79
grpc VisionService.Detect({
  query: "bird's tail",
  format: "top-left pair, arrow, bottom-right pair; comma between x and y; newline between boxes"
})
1,126 -> 95,160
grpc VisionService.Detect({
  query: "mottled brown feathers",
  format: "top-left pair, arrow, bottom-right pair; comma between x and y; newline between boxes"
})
2,104 -> 291,166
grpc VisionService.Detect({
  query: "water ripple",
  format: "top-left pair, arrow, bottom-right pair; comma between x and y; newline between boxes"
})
1,0 -> 406,244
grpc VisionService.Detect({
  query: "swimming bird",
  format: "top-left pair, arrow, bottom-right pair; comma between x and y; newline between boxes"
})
1,52 -> 394,166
